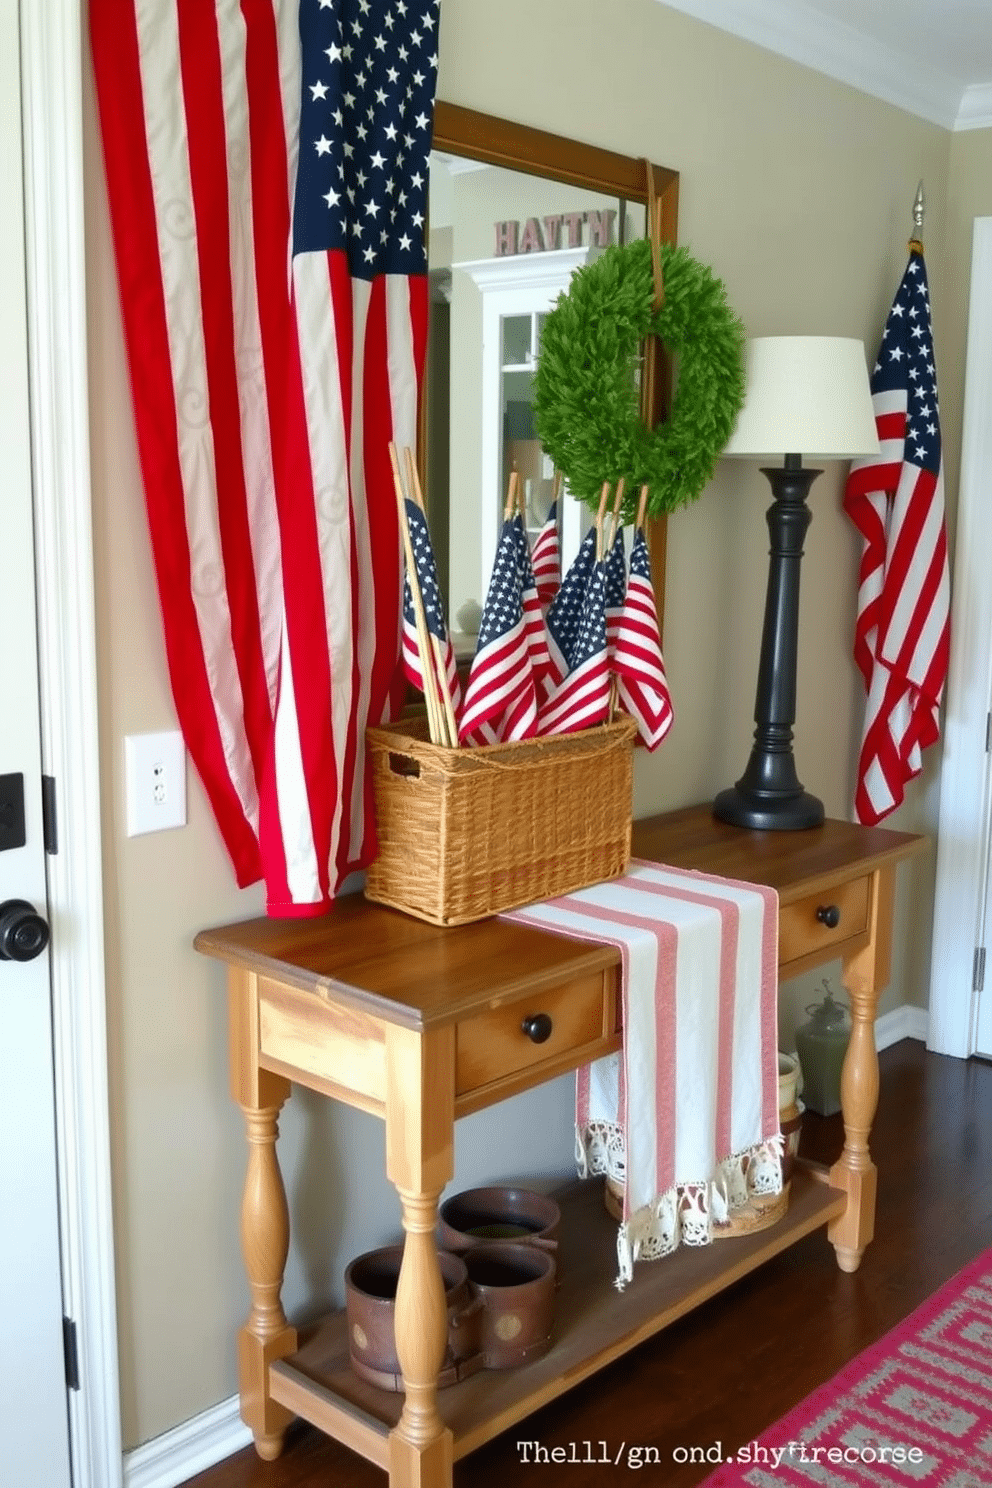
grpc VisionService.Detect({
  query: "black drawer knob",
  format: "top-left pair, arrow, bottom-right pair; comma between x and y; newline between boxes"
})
815,904 -> 841,929
521,1013 -> 553,1044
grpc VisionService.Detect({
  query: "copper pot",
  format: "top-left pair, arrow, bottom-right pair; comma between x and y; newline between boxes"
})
344,1245 -> 482,1391
463,1242 -> 557,1369
438,1186 -> 560,1263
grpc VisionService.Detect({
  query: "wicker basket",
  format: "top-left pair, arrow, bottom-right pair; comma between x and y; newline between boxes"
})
603,1174 -> 789,1237
364,714 -> 636,925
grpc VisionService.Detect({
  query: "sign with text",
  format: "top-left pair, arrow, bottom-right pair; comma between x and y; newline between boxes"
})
495,208 -> 617,256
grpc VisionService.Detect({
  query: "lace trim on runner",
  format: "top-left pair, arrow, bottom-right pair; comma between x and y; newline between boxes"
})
576,1121 -> 784,1289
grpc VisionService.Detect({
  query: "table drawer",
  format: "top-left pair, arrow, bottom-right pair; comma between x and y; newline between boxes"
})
456,971 -> 616,1099
779,876 -> 870,968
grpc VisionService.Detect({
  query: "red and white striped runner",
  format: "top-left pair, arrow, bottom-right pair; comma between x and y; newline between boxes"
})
504,861 -> 781,1286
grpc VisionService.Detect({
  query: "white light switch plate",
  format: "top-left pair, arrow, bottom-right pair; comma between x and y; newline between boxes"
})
125,731 -> 187,836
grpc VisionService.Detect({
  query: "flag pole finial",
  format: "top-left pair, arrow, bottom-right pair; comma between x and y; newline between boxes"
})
910,180 -> 925,252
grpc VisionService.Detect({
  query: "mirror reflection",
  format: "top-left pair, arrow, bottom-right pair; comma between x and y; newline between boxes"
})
426,154 -> 646,652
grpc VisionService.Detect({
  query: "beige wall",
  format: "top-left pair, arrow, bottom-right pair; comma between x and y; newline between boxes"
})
84,0 -> 960,1450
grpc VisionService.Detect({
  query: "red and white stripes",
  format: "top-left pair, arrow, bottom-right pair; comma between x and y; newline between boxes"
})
91,0 -> 423,912
504,861 -> 779,1285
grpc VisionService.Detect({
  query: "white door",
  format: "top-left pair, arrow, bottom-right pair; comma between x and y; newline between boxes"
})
929,217 -> 992,1061
978,831 -> 992,1055
978,912 -> 992,1057
0,0 -> 73,1481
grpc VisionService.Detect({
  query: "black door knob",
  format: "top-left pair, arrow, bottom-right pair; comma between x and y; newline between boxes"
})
0,899 -> 51,962
815,904 -> 841,930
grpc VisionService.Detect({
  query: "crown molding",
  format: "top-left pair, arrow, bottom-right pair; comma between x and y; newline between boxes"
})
452,244 -> 601,294
955,82 -> 992,132
431,150 -> 489,176
655,0 -> 963,129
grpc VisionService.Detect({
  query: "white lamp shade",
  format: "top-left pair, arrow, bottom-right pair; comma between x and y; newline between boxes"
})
722,336 -> 880,460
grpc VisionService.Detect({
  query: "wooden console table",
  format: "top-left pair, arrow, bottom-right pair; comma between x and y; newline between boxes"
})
195,805 -> 922,1488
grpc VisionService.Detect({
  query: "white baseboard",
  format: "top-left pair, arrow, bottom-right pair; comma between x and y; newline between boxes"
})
123,1395 -> 250,1488
121,1003 -> 928,1488
875,1002 -> 929,1051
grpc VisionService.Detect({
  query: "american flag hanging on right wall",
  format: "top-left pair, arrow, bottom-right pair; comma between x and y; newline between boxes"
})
843,228 -> 950,827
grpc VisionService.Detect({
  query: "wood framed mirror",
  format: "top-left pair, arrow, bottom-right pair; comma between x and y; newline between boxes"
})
426,101 -> 679,653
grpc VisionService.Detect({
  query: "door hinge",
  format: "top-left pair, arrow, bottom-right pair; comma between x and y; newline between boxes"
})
42,775 -> 58,855
62,1316 -> 80,1392
0,772 -> 26,852
986,713 -> 991,754
974,946 -> 986,994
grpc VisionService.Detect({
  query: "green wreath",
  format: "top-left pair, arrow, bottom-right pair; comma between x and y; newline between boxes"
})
533,237 -> 746,520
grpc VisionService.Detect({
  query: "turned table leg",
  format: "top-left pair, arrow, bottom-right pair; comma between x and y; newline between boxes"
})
229,972 -> 297,1459
385,1025 -> 455,1488
828,866 -> 895,1273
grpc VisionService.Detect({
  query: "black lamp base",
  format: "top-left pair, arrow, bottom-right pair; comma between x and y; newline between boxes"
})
715,455 -> 826,834
713,781 -> 824,832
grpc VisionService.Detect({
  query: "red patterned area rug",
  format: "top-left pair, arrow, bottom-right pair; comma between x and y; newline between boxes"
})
700,1248 -> 992,1486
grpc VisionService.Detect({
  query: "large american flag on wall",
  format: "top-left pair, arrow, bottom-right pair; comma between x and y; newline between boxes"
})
90,0 -> 440,914
843,250 -> 950,825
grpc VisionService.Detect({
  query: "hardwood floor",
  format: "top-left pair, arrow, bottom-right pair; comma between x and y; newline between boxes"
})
182,1039 -> 992,1488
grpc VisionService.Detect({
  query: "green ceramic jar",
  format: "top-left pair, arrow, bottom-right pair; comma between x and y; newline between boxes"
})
795,983 -> 851,1117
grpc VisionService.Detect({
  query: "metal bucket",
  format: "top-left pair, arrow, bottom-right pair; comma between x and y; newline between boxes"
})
344,1245 -> 482,1391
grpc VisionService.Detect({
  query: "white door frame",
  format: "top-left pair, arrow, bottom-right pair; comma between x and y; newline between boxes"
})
21,4 -> 123,1484
928,217 -> 992,1059
453,247 -> 597,602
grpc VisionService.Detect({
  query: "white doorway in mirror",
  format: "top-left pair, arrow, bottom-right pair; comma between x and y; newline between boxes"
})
453,247 -> 601,612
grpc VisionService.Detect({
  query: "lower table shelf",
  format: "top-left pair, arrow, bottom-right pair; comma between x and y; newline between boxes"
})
269,1164 -> 847,1470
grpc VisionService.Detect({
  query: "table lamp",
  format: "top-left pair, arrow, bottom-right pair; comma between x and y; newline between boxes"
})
713,336 -> 879,831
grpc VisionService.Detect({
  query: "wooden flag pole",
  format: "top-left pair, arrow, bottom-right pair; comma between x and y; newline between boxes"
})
595,481 -> 610,562
607,477 -> 626,550
403,447 -> 459,747
606,479 -> 626,723
504,469 -> 520,522
388,442 -> 445,745
613,485 -> 651,727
